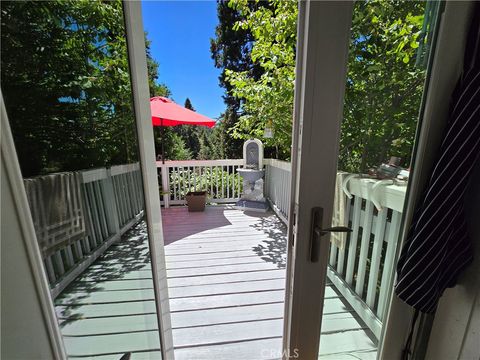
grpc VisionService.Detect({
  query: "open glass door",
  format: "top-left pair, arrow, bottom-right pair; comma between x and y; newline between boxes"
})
124,2 -> 174,359
283,2 -> 354,358
1,1 -> 173,358
285,1 -> 440,358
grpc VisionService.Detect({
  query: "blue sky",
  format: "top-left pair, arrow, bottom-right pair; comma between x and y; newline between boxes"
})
141,1 -> 225,120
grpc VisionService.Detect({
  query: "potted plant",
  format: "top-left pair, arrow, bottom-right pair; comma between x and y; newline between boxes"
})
185,191 -> 207,212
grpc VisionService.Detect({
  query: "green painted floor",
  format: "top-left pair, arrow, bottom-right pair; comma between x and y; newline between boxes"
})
55,206 -> 377,359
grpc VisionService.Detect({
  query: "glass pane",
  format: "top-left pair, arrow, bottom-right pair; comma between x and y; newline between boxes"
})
322,1 -> 440,358
143,1 -> 293,357
1,1 -> 162,358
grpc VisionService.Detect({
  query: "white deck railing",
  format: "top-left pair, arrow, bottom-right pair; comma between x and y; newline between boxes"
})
156,159 -> 294,213
26,155 -> 407,326
157,160 -> 243,207
24,163 -> 144,298
158,159 -> 406,335
264,160 -> 407,339
264,159 -> 292,223
328,176 -> 406,338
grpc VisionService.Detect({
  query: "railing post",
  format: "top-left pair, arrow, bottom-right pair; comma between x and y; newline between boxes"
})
161,164 -> 170,208
102,169 -> 120,235
264,164 -> 270,200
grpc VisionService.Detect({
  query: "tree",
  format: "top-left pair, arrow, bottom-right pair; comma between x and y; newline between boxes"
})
339,0 -> 428,172
224,0 -> 430,169
171,98 -> 201,157
208,114 -> 228,159
184,98 -> 195,111
169,133 -> 193,160
1,0 -> 169,176
224,0 -> 298,160
146,36 -> 171,98
210,0 -> 266,158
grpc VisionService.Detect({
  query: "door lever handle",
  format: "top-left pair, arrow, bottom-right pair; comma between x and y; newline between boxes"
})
310,207 -> 352,262
314,226 -> 352,237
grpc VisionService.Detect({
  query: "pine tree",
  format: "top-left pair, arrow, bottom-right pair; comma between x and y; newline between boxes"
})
210,0 -> 266,158
184,97 -> 195,111
1,0 -> 169,176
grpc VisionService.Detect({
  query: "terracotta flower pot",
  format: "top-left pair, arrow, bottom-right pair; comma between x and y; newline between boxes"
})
185,191 -> 207,212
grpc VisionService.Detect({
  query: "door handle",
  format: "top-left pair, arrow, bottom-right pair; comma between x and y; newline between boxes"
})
310,207 -> 352,262
314,226 -> 352,237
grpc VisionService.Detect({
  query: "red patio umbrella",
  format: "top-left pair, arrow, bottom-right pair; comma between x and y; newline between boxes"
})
150,96 -> 216,163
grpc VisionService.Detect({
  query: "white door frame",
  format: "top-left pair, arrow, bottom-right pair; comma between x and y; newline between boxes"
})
286,1 -> 474,359
283,2 -> 353,358
123,2 -> 175,359
1,4 -> 174,358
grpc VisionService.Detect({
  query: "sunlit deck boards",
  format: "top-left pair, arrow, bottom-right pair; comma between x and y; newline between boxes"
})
163,206 -> 377,360
163,206 -> 287,360
55,206 -> 377,359
54,221 -> 161,359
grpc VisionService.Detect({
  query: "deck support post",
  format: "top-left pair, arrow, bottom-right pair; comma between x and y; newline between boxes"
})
161,164 -> 170,208
102,169 -> 120,235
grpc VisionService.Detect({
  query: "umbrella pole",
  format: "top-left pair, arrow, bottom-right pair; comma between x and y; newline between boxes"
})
161,118 -> 165,164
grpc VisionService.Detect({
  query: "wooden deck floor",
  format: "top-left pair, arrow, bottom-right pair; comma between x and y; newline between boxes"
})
55,206 -> 377,359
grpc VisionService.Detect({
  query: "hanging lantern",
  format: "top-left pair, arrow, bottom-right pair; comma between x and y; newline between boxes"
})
263,120 -> 274,139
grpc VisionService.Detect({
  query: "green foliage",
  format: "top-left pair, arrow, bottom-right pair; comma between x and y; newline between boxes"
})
208,120 -> 228,159
145,36 -> 171,98
168,167 -> 241,200
154,127 -> 193,161
165,98 -> 222,161
169,133 -> 193,160
225,0 -> 298,159
172,125 -> 200,158
223,0 -> 430,169
340,0 -> 428,172
171,98 -> 201,158
197,131 -> 212,160
210,0 -> 265,159
1,0 -> 169,176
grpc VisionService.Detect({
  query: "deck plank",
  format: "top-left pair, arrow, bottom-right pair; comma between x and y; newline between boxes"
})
62,331 -> 160,357
167,269 -> 286,287
169,290 -> 286,312
56,300 -> 157,319
77,352 -> 162,360
174,338 -> 283,360
59,314 -> 159,336
173,312 -> 367,349
166,255 -> 266,267
56,289 -> 155,304
66,278 -> 154,291
55,206 -> 377,359
319,330 -> 377,356
169,278 -> 304,298
170,303 -> 285,329
167,261 -> 280,278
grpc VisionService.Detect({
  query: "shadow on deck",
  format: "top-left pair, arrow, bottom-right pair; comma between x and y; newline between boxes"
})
54,206 -> 377,359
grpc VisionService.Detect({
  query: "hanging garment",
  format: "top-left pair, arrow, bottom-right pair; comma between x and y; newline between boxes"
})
331,172 -> 348,250
395,66 -> 480,313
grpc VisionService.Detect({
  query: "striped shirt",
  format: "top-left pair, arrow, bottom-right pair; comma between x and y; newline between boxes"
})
395,67 -> 480,313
